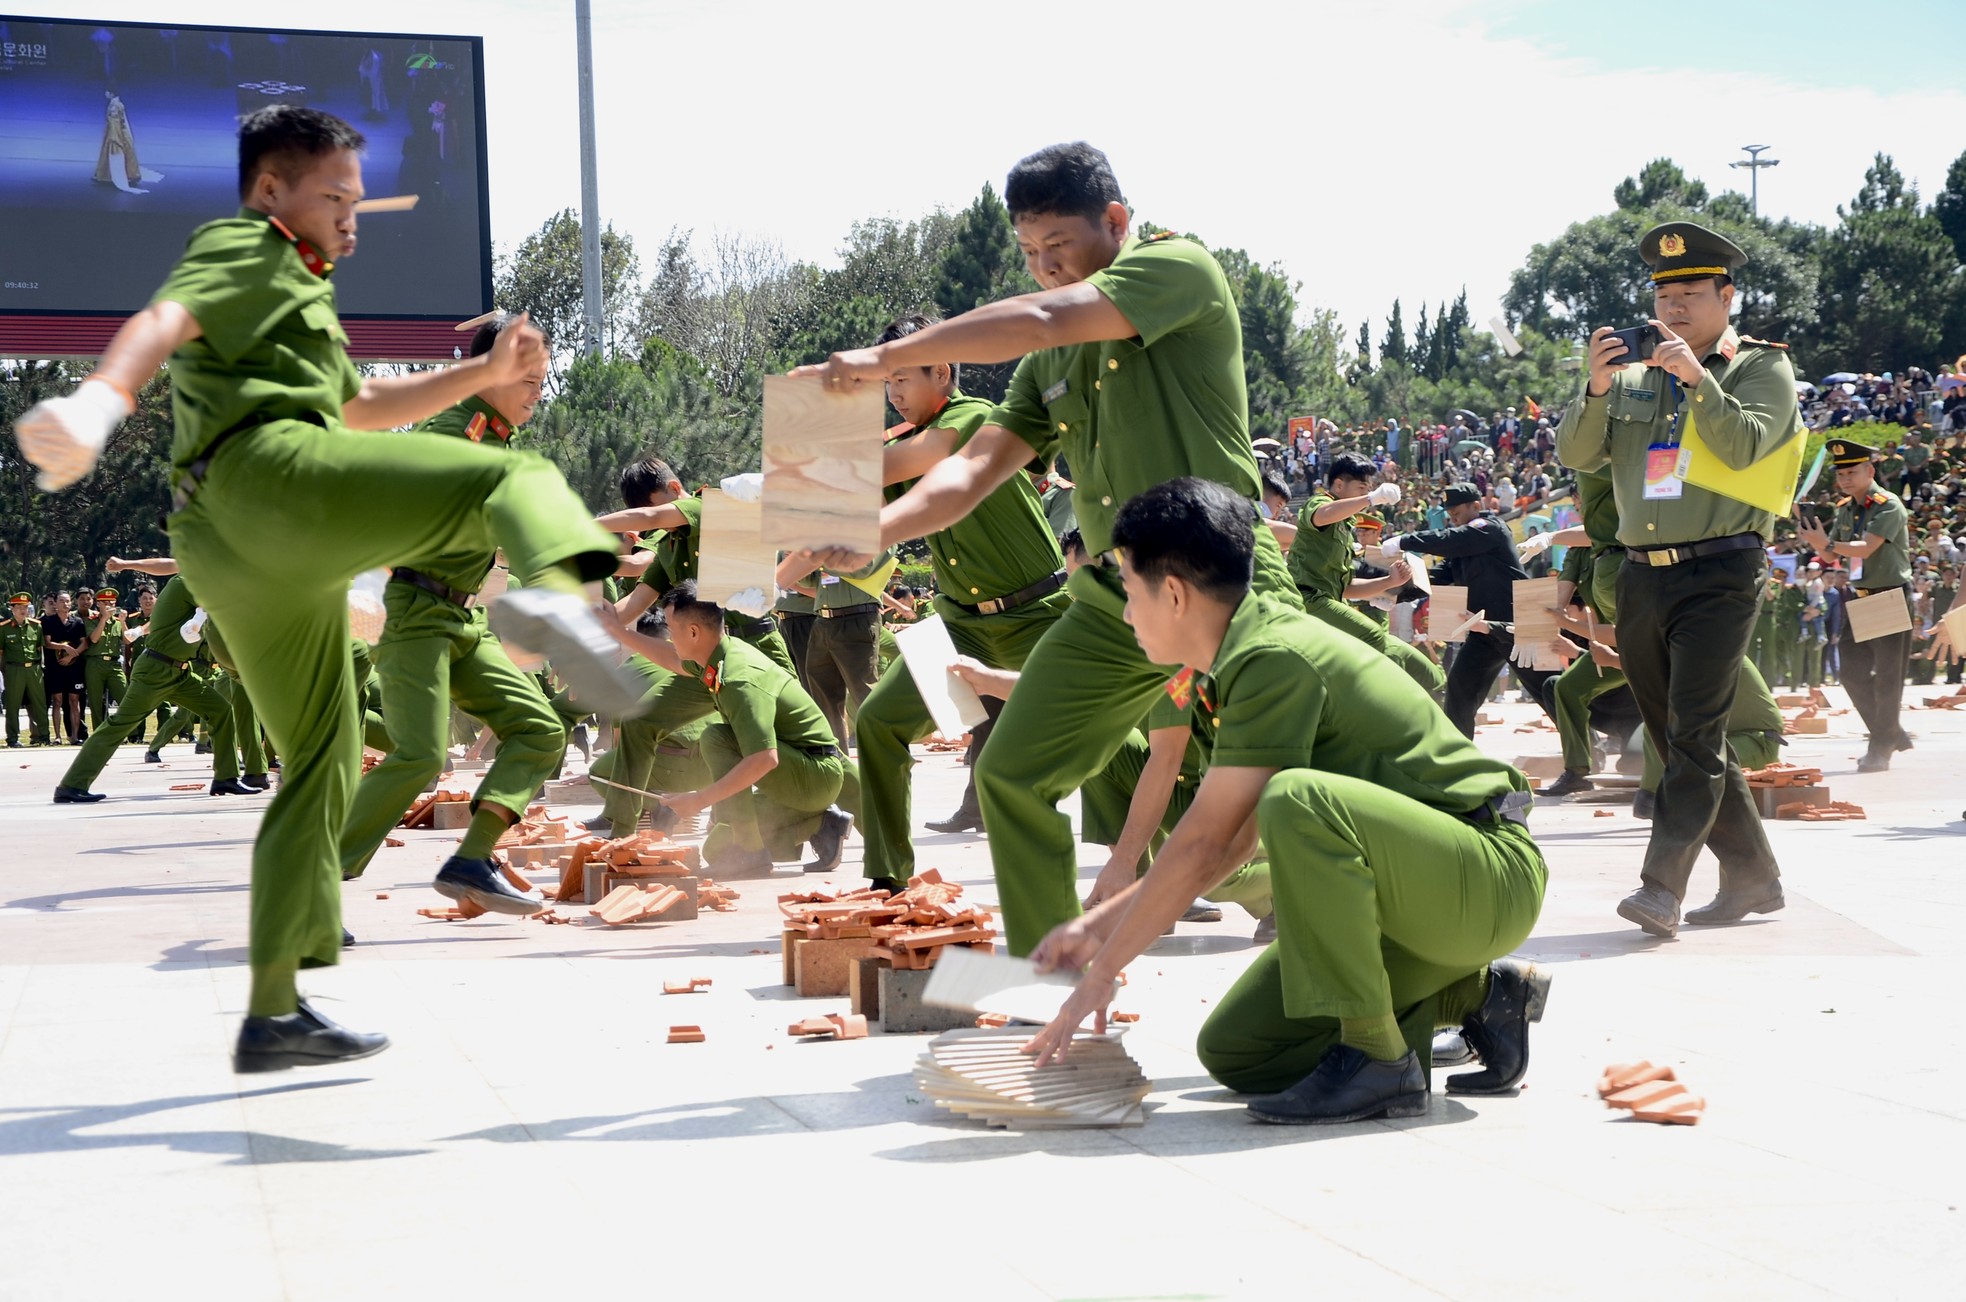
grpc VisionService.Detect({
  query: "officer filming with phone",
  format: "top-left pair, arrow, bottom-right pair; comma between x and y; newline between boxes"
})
1555,221 -> 1804,941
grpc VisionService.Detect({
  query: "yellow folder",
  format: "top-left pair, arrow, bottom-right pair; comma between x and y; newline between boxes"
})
843,555 -> 899,597
1676,411 -> 1807,515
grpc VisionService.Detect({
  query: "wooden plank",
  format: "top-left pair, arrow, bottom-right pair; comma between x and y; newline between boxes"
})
892,615 -> 991,738
760,375 -> 885,552
1846,588 -> 1912,643
1510,576 -> 1566,671
1428,585 -> 1474,643
696,489 -> 779,613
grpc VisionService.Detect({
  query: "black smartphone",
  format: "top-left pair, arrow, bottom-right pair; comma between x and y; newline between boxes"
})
1605,323 -> 1660,363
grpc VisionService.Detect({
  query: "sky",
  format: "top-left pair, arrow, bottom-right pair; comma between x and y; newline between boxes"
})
44,0 -> 1966,349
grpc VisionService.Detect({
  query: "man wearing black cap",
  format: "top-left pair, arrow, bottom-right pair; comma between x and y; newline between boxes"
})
1798,439 -> 1911,770
1381,483 -> 1528,737
1557,221 -> 1803,939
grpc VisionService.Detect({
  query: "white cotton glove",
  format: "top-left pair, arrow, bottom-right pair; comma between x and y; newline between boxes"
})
180,608 -> 209,645
1368,482 -> 1402,507
1519,531 -> 1554,559
720,472 -> 764,503
1379,534 -> 1404,558
12,379 -> 133,491
347,570 -> 388,645
726,585 -> 771,618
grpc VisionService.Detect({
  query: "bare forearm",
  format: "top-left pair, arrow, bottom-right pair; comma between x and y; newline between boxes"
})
342,356 -> 497,431
692,750 -> 777,806
608,623 -> 682,673
1310,493 -> 1373,528
874,284 -> 1125,369
1110,746 -> 1183,871
879,427 -> 1028,547
92,301 -> 201,399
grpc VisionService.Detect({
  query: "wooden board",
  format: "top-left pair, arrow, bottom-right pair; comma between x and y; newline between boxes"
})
760,374 -> 885,552
1942,604 -> 1966,648
1510,576 -> 1567,671
891,615 -> 991,739
696,489 -> 778,614
1428,585 -> 1474,643
1845,588 -> 1913,643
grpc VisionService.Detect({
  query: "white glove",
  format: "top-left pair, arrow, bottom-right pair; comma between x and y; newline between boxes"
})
13,379 -> 132,491
720,472 -> 764,503
347,570 -> 389,645
1519,532 -> 1554,559
725,585 -> 771,618
1379,534 -> 1404,557
180,608 -> 208,645
1368,482 -> 1402,507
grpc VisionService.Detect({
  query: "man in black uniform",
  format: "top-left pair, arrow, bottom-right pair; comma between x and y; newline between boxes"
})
1382,484 -> 1529,737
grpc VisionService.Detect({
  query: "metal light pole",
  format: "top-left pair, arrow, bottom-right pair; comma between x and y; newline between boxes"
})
574,0 -> 604,357
1730,144 -> 1780,218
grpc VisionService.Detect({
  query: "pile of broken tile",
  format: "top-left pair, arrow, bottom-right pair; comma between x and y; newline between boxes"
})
779,869 -> 996,970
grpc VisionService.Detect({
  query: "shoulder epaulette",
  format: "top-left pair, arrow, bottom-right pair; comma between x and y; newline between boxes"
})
1738,335 -> 1789,350
1834,496 -> 1852,507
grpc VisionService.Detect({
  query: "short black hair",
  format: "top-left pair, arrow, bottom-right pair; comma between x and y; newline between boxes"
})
877,312 -> 959,387
619,456 -> 679,508
1261,473 -> 1291,502
1059,527 -> 1086,561
467,312 -> 546,359
1005,142 -> 1123,223
238,105 -> 365,200
1326,452 -> 1377,485
658,579 -> 722,628
1111,478 -> 1254,605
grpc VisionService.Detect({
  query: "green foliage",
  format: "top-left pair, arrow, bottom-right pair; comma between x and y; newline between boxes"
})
492,208 -> 642,384
1937,149 -> 1966,267
895,561 -> 935,592
1817,155 -> 1966,373
1381,299 -> 1407,369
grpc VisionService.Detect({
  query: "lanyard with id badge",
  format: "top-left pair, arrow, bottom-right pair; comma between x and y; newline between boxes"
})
1642,376 -> 1687,501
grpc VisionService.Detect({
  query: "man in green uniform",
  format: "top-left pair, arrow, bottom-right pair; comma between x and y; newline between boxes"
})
1799,438 -> 1913,771
1636,659 -> 1784,816
1025,479 -> 1549,1121
82,586 -> 130,731
1289,452 -> 1445,694
13,106 -> 638,1071
1530,472 -> 1626,797
51,574 -> 250,801
608,582 -> 856,873
3,593 -> 50,746
336,314 -> 572,912
794,142 -> 1301,955
1750,570 -> 1784,684
1556,221 -> 1799,938
851,313 -> 1070,889
782,551 -> 892,748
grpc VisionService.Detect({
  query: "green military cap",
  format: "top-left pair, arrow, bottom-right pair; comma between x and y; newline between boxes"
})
96,587 -> 120,601
1639,221 -> 1747,284
6,593 -> 28,606
1825,438 -> 1877,467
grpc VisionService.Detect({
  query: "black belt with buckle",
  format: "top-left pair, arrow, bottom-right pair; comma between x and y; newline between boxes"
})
140,647 -> 189,672
389,568 -> 475,608
948,570 -> 1068,617
727,612 -> 777,639
803,743 -> 843,760
1465,790 -> 1533,828
1628,532 -> 1762,568
816,603 -> 879,620
171,410 -> 327,512
1855,583 -> 1909,597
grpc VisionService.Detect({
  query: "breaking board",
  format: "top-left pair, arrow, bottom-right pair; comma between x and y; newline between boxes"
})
696,489 -> 778,615
1845,588 -> 1913,643
760,374 -> 885,553
1428,585 -> 1475,642
892,614 -> 991,739
1511,576 -> 1567,671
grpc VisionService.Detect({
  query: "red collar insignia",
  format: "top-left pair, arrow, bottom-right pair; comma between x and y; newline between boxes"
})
1164,667 -> 1194,709
702,663 -> 720,694
465,412 -> 488,442
267,215 -> 334,279
465,409 -> 513,443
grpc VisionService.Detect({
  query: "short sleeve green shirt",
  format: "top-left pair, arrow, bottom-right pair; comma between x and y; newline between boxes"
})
399,395 -> 518,592
85,613 -> 124,659
1197,592 -> 1526,810
143,577 -> 203,663
698,635 -> 838,756
886,391 -> 1063,602
151,209 -> 362,477
635,496 -> 704,597
1286,494 -> 1356,602
1,618 -> 40,666
1833,487 -> 1911,590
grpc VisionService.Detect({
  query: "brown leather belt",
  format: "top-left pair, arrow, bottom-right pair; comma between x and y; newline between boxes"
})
948,570 -> 1068,616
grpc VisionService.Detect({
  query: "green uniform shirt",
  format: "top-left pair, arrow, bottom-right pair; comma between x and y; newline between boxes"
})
151,209 -> 363,479
1194,592 -> 1525,811
692,635 -> 837,756
886,391 -> 1063,603
774,590 -> 816,616
85,613 -> 124,659
2,617 -> 40,666
635,496 -> 704,598
143,577 -> 203,664
1286,493 -> 1356,602
1555,329 -> 1801,549
1833,486 -> 1911,591
989,234 -> 1258,560
400,394 -> 518,593
1576,469 -> 1619,552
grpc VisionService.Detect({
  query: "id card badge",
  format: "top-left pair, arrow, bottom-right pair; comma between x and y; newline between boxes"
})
1643,443 -> 1684,500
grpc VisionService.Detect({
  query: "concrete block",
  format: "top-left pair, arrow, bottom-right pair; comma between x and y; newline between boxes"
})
1754,784 -> 1829,818
849,955 -> 885,1020
793,936 -> 879,997
430,800 -> 474,830
876,964 -> 981,1034
583,860 -> 612,905
1789,716 -> 1828,734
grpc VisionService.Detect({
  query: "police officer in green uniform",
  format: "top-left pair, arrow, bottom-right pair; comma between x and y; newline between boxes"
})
1771,572 -> 1806,688
1798,438 -> 1913,771
1638,659 -> 1784,812
82,586 -> 130,731
336,314 -> 573,910
3,593 -> 50,746
794,142 -> 1302,955
1533,474 -> 1625,796
1024,479 -> 1549,1121
774,587 -> 818,694
608,582 -> 857,873
852,313 -> 1071,889
1556,221 -> 1800,938
12,106 -> 637,1071
784,551 -> 893,748
52,575 -> 249,800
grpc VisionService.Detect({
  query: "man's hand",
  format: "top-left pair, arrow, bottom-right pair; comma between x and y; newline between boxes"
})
480,312 -> 547,387
1590,639 -> 1622,669
950,655 -> 1019,701
661,791 -> 710,820
1646,320 -> 1707,388
106,557 -> 129,573
1029,915 -> 1105,975
788,348 -> 887,393
1386,559 -> 1412,587
794,545 -> 876,573
12,380 -> 132,491
1586,326 -> 1629,398
1083,857 -> 1136,910
1022,974 -> 1110,1069
1369,481 -> 1401,507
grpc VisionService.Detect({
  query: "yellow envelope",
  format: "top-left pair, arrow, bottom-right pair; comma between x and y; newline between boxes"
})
843,555 -> 899,597
1676,411 -> 1807,515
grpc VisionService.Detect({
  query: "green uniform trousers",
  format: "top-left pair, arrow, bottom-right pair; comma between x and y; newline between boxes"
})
4,663 -> 49,744
338,591 -> 567,879
1639,660 -> 1783,792
806,608 -> 882,746
1301,592 -> 1445,696
594,715 -> 714,826
778,611 -> 817,697
168,418 -> 616,970
856,592 -> 1069,884
83,656 -> 128,731
1552,656 -> 1626,772
220,671 -> 267,774
699,724 -> 861,861
61,654 -> 241,788
1079,728 -> 1273,919
1195,770 -> 1546,1094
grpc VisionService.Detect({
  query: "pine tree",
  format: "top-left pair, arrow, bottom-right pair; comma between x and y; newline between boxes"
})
1410,303 -> 1432,377
1381,300 -> 1407,368
1354,319 -> 1374,373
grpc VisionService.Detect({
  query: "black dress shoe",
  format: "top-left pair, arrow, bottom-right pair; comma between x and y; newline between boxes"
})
1251,915 -> 1277,944
343,926 -> 355,948
1616,884 -> 1680,939
803,806 -> 853,873
582,814 -> 613,836
1684,880 -> 1785,925
1856,754 -> 1891,773
194,740 -> 210,755
572,723 -> 592,761
1247,1046 -> 1427,1124
1632,789 -> 1655,820
1541,769 -> 1594,797
142,750 -> 162,764
433,856 -> 543,916
240,772 -> 271,791
53,786 -> 105,804
1446,957 -> 1552,1095
233,998 -> 389,1073
1180,901 -> 1223,923
925,804 -> 983,834
1431,1029 -> 1475,1067
5,741 -> 19,749
211,777 -> 257,796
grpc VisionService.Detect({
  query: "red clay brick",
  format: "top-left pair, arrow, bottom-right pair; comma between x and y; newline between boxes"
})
667,1026 -> 704,1044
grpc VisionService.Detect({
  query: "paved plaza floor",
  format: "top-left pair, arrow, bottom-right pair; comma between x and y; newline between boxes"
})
2,684 -> 1963,1301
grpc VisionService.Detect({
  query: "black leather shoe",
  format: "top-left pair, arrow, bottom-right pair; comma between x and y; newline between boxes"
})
211,777 -> 256,796
233,998 -> 389,1073
1247,1046 -> 1427,1124
925,804 -> 982,834
433,856 -> 543,916
572,723 -> 592,762
1617,884 -> 1680,939
1431,1029 -> 1474,1067
1631,790 -> 1655,820
582,814 -> 613,836
343,926 -> 355,948
1180,901 -> 1223,923
1445,958 -> 1552,1095
194,740 -> 210,755
240,772 -> 271,791
1541,769 -> 1594,797
5,741 -> 19,749
1855,754 -> 1891,773
803,806 -> 853,873
142,750 -> 162,764
1251,915 -> 1277,944
52,786 -> 105,804
1684,880 -> 1785,925
1894,732 -> 1914,753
